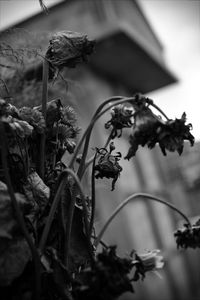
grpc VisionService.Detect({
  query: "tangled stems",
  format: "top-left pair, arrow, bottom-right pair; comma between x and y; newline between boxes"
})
94,193 -> 191,248
70,95 -> 170,179
0,122 -> 41,300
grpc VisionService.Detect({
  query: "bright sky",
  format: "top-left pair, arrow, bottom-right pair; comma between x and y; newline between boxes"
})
0,0 -> 200,140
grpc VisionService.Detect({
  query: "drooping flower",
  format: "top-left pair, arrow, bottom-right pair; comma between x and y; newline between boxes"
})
46,31 -> 95,72
94,143 -> 122,191
132,249 -> 164,281
174,220 -> 200,249
105,104 -> 134,138
156,112 -> 194,155
125,108 -> 194,159
125,106 -> 160,159
72,246 -> 134,300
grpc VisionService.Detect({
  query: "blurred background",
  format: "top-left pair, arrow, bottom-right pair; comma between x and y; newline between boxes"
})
0,1 -> 200,299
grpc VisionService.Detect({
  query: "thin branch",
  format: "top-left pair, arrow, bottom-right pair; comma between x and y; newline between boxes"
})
94,193 -> 191,248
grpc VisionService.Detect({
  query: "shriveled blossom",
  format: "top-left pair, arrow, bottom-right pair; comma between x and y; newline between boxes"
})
72,246 -> 134,300
94,143 -> 122,191
19,106 -> 45,133
125,108 -> 194,159
46,31 -> 95,71
132,249 -> 164,281
174,219 -> 200,249
125,106 -> 159,159
156,112 -> 194,155
105,104 -> 134,138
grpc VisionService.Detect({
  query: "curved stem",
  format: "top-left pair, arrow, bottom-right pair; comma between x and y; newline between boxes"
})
150,103 -> 170,121
39,58 -> 49,179
68,96 -> 127,169
0,122 -> 41,300
70,97 -> 134,177
94,193 -> 191,248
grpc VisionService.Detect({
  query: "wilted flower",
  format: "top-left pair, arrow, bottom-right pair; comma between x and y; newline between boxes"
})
156,112 -> 194,155
125,106 -> 159,159
125,108 -> 194,159
133,249 -> 164,281
19,106 -> 45,133
174,220 -> 200,249
46,31 -> 95,71
72,246 -> 134,300
105,104 -> 134,138
94,143 -> 122,191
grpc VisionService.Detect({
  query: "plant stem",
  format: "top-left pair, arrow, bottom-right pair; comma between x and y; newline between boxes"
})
89,152 -> 98,237
63,169 -> 94,267
150,103 -> 170,121
0,122 -> 41,300
39,58 -> 49,179
94,193 -> 191,248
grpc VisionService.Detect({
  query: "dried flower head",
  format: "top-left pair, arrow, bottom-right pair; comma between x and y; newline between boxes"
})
156,112 -> 194,155
125,108 -> 194,159
94,143 -> 122,191
125,106 -> 159,159
133,249 -> 164,281
72,246 -> 134,300
19,106 -> 45,133
46,31 -> 95,71
105,104 -> 134,138
61,105 -> 77,127
174,220 -> 200,249
1,116 -> 33,138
